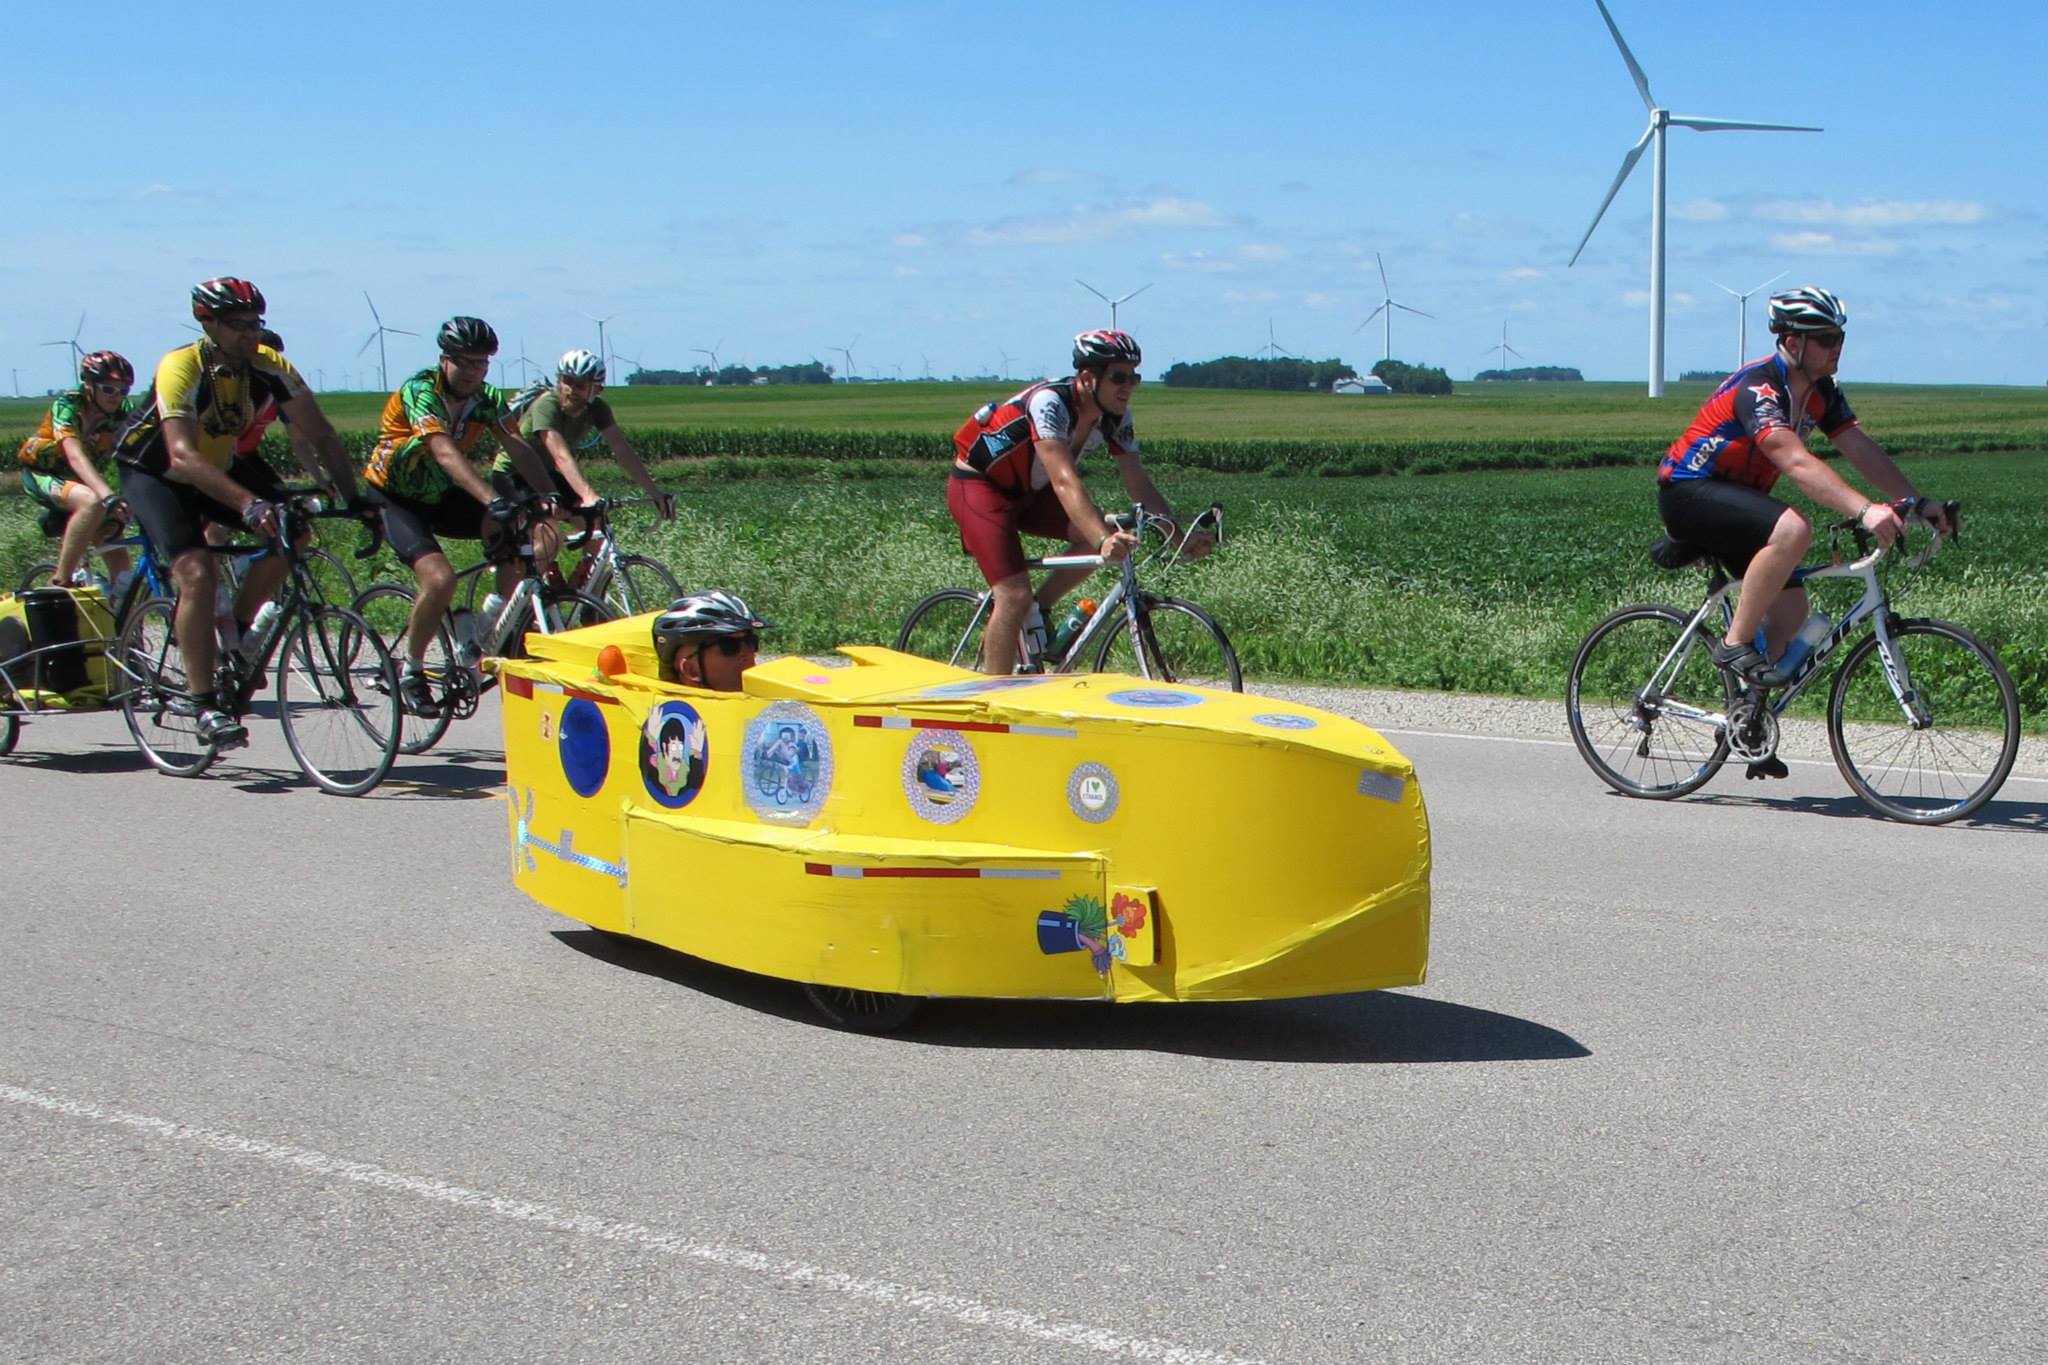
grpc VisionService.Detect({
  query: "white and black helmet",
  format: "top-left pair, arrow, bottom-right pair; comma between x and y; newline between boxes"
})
1768,286 -> 1848,335
1072,328 -> 1141,370
652,590 -> 769,673
558,348 -> 605,381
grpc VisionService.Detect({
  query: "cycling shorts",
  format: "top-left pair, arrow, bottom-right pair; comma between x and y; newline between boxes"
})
946,468 -> 1080,586
119,456 -> 289,560
22,469 -> 87,513
366,485 -> 520,568
1657,477 -> 1794,577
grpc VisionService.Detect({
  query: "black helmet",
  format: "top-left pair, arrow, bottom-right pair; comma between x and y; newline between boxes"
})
191,277 -> 265,320
651,590 -> 768,676
437,316 -> 500,356
79,350 -> 135,387
1072,328 -> 1141,370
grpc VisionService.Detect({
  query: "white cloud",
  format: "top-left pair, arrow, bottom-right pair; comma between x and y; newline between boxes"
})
1619,290 -> 1696,308
892,232 -> 930,248
966,196 -> 1224,245
1221,289 -> 1282,304
1005,167 -> 1100,189
1770,231 -> 1900,257
893,265 -> 921,278
1161,250 -> 1236,273
1758,199 -> 1987,227
1502,266 -> 1545,281
1510,299 -> 1539,312
1239,243 -> 1290,262
1674,198 -> 1729,222
1116,197 -> 1224,228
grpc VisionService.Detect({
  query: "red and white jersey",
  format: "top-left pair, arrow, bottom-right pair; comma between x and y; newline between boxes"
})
951,379 -> 1139,496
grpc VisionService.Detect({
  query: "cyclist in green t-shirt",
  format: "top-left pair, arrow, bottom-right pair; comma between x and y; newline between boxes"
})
498,349 -> 675,535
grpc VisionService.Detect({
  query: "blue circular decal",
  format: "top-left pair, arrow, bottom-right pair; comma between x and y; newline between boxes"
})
1252,713 -> 1318,730
558,697 -> 611,798
1106,689 -> 1203,709
640,700 -> 709,809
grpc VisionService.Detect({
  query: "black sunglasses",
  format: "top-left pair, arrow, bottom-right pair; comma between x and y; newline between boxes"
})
216,315 -> 267,334
1805,331 -> 1845,349
1105,370 -> 1141,385
699,633 -> 758,658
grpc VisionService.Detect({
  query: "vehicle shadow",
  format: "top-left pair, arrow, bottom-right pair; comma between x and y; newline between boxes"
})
0,742 -> 152,774
1688,790 -> 2048,830
554,929 -> 1590,1065
222,748 -> 504,799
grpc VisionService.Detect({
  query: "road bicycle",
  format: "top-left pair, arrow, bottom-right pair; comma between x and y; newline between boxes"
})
1566,498 -> 2019,825
115,491 -> 401,795
350,490 -> 616,754
21,494 -> 362,607
896,504 -> 1240,690
452,494 -> 680,619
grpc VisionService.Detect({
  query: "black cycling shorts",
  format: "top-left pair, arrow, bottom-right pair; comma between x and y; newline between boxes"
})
1658,478 -> 1796,577
118,456 -> 289,560
367,486 -> 515,567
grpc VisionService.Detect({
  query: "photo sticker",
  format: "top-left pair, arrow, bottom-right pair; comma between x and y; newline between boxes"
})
902,730 -> 981,824
640,700 -> 709,809
744,701 -> 834,824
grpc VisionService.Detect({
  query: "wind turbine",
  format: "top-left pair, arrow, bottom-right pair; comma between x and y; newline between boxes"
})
1568,0 -> 1819,397
1353,253 -> 1433,362
357,292 -> 417,393
1075,279 -> 1152,329
829,336 -> 860,382
585,311 -> 620,382
515,338 -> 543,387
1482,323 -> 1525,376
997,348 -> 1017,380
611,352 -> 642,383
921,353 -> 934,381
692,338 -> 724,377
1711,270 -> 1787,372
43,313 -> 86,383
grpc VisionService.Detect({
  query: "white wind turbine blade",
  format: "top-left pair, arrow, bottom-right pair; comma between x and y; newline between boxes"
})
1119,283 -> 1153,306
388,327 -> 418,338
357,331 -> 379,357
1076,279 -> 1111,304
1594,0 -> 1655,110
1667,115 -> 1821,133
1376,252 -> 1391,297
1391,302 -> 1433,318
1569,122 -> 1654,266
1353,301 -> 1390,333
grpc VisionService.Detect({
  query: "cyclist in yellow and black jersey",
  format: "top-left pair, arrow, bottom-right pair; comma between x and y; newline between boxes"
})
113,276 -> 365,747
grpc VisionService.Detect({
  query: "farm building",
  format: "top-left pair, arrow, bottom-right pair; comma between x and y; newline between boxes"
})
1332,375 -> 1392,395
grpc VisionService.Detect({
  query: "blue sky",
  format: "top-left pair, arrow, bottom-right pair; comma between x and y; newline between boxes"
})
7,1 -> 2044,394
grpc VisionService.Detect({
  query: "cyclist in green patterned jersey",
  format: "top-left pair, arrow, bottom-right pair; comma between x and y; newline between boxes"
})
17,351 -> 143,589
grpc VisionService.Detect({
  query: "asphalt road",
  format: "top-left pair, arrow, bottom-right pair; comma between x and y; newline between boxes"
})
2,696 -> 2042,1365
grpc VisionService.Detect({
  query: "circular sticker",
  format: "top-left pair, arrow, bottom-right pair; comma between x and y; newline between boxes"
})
1106,689 -> 1203,709
744,701 -> 834,824
1067,762 -> 1120,823
559,697 -> 611,799
1252,713 -> 1318,730
639,700 -> 709,809
902,730 -> 981,824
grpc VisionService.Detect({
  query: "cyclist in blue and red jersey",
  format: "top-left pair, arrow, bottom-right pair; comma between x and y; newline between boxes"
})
949,329 -> 1210,675
1657,285 -> 1951,689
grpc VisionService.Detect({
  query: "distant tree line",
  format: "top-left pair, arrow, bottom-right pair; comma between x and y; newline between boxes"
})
1370,359 -> 1454,395
1161,357 -> 1358,392
1473,366 -> 1583,382
627,361 -> 834,386
1678,369 -> 1730,382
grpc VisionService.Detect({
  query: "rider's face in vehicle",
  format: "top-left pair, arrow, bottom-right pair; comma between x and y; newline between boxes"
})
679,633 -> 757,692
441,352 -> 491,397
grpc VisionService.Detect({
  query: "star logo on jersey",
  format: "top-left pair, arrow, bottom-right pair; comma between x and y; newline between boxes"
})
1747,383 -> 1779,406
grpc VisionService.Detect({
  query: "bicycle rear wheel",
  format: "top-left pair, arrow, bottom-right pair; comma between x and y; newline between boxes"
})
277,604 -> 402,796
1093,595 -> 1242,691
1826,618 -> 2019,824
116,595 -> 218,777
349,583 -> 456,754
1567,603 -> 1733,799
302,546 -> 361,607
605,553 -> 683,617
502,587 -> 614,658
895,589 -> 991,669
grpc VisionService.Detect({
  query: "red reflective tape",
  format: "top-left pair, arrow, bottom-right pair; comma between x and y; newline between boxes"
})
915,719 -> 1010,733
853,715 -> 884,728
563,686 -> 616,706
505,675 -> 534,699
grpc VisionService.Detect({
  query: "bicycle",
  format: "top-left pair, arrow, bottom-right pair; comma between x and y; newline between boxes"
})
1566,498 -> 2019,825
350,490 -> 617,754
896,503 -> 1240,690
21,495 -> 362,607
454,494 -> 680,619
114,491 -> 402,795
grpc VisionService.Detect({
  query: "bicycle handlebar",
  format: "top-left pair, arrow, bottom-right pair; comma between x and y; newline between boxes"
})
1831,497 -> 1960,572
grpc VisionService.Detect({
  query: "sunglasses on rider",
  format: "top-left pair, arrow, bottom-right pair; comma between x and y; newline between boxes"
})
699,633 -> 758,658
1105,370 -> 1141,386
1805,331 -> 1845,349
216,315 -> 267,334
92,382 -> 132,396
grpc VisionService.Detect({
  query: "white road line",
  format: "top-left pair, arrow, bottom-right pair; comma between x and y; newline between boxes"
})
1,1082 -> 1265,1365
1375,727 -> 2048,784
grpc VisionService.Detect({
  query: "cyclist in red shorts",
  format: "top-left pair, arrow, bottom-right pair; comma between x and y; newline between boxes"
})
948,329 -> 1211,674
1658,285 -> 1951,689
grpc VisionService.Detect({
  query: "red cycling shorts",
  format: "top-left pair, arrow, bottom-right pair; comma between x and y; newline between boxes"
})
947,470 -> 1080,586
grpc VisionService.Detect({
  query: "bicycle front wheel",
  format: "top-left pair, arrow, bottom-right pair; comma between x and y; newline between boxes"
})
1826,618 -> 2019,825
277,604 -> 402,796
302,546 -> 361,607
605,553 -> 683,617
896,589 -> 991,669
349,583 -> 456,755
1567,603 -> 1733,799
506,587 -> 615,657
116,595 -> 217,778
1093,595 -> 1242,691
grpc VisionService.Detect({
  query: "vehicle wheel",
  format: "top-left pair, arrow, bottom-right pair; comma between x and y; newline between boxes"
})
606,553 -> 683,617
302,546 -> 361,607
116,595 -> 218,778
18,561 -> 62,593
1567,603 -> 1733,798
1826,618 -> 2019,824
277,604 -> 402,796
348,584 -> 456,754
895,589 -> 991,669
800,983 -> 923,1033
1094,595 -> 1242,691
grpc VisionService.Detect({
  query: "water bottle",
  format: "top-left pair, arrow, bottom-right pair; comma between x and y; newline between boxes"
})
1047,598 -> 1099,661
240,600 -> 282,662
107,567 -> 136,603
450,608 -> 482,667
1017,603 -> 1048,672
213,585 -> 240,654
1775,611 -> 1833,674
